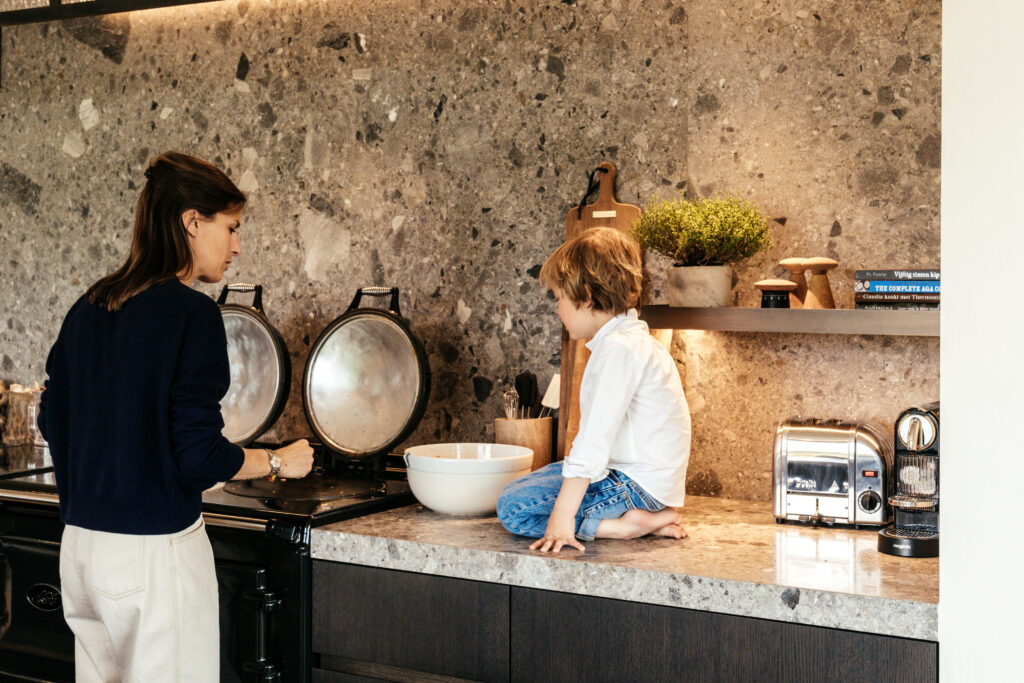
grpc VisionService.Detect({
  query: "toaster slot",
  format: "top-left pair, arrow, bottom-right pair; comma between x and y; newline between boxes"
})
786,493 -> 850,521
786,458 -> 850,495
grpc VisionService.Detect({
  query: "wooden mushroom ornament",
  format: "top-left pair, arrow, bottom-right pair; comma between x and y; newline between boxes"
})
803,257 -> 839,309
754,279 -> 799,308
777,258 -> 810,309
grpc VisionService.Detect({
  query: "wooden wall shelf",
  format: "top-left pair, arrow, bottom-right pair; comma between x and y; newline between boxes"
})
640,306 -> 940,337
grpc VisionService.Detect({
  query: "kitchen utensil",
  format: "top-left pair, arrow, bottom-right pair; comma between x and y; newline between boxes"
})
803,257 -> 838,309
514,372 -> 538,418
773,418 -> 892,527
503,387 -> 519,420
403,443 -> 532,515
879,402 -> 940,557
538,374 -> 560,418
777,258 -> 810,308
494,417 -> 553,471
302,287 -> 430,456
754,279 -> 798,308
218,283 -> 291,446
528,374 -> 540,417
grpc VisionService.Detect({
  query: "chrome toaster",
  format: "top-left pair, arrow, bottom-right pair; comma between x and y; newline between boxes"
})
773,418 -> 893,526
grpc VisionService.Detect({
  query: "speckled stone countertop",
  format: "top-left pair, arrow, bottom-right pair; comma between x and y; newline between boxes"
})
311,496 -> 937,641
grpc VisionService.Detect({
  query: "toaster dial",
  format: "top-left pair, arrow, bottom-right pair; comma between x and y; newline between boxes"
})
858,490 -> 882,514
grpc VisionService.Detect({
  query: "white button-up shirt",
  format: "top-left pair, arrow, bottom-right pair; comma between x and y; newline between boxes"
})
563,309 -> 691,507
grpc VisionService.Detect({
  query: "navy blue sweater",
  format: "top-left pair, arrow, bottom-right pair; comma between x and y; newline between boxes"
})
39,279 -> 244,534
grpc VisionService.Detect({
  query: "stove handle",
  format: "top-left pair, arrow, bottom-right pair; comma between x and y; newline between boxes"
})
202,515 -> 307,545
202,513 -> 268,532
0,490 -> 60,505
217,283 -> 264,312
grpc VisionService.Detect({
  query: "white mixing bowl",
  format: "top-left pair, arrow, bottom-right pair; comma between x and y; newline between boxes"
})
403,443 -> 534,515
404,443 -> 533,474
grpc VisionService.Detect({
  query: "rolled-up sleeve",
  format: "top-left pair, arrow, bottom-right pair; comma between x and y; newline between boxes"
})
169,302 -> 244,486
562,340 -> 643,481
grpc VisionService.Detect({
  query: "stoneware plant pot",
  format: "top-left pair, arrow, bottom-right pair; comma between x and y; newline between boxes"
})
667,264 -> 734,307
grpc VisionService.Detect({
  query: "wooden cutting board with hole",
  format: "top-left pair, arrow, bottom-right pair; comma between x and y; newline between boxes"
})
556,162 -> 671,460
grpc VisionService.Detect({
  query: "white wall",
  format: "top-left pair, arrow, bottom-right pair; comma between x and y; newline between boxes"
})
941,1 -> 1024,679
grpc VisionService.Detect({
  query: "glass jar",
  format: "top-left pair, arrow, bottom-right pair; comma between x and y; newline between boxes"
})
2,388 -> 33,446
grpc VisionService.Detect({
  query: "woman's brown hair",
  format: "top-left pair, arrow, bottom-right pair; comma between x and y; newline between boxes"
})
86,151 -> 246,311
539,227 -> 644,314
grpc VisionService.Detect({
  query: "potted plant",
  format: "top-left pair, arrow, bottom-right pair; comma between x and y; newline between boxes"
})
631,195 -> 772,307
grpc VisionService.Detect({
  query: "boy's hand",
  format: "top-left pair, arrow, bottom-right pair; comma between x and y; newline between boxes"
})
530,514 -> 585,553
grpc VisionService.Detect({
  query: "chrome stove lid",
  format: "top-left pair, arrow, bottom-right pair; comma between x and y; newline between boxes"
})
302,288 -> 429,456
218,284 -> 290,446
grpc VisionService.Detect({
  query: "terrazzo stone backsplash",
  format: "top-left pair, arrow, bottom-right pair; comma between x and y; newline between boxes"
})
0,0 -> 940,502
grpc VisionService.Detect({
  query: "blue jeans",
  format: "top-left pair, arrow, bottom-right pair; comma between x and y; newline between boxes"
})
496,461 -> 665,541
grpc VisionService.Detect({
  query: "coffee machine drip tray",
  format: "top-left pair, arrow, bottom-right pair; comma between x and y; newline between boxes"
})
889,494 -> 938,510
878,526 -> 939,557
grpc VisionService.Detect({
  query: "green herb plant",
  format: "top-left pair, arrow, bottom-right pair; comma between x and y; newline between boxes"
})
630,195 -> 773,267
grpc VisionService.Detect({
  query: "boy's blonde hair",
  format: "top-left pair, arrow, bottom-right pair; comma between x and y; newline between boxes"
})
539,227 -> 644,314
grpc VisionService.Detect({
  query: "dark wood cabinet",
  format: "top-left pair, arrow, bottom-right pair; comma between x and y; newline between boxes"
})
312,561 -> 509,682
510,587 -> 937,683
313,561 -> 937,683
311,668 -> 378,683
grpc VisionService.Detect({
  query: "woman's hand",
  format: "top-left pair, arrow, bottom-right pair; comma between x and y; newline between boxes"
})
530,513 -> 585,553
276,439 -> 314,479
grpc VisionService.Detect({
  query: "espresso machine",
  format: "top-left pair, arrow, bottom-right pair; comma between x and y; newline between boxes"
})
878,403 -> 940,557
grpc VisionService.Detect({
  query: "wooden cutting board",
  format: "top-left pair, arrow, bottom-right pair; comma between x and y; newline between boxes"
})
556,162 -> 661,461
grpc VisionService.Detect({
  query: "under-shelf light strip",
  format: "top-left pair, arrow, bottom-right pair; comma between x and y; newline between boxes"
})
0,0 -> 49,10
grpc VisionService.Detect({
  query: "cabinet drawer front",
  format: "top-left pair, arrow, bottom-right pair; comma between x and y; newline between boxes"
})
313,561 -> 509,682
511,587 -> 936,682
312,666 -> 378,683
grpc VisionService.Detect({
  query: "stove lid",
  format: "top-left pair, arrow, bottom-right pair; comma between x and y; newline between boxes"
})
223,471 -> 386,502
203,475 -> 413,525
219,284 -> 291,446
302,288 -> 429,456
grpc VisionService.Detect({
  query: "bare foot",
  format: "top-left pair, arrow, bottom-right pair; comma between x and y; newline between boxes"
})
595,509 -> 687,540
652,521 -> 688,539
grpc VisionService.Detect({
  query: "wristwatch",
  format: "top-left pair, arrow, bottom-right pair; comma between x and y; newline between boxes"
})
264,449 -> 283,477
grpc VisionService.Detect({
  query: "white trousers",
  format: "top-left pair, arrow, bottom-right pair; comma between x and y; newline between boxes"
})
59,517 -> 220,682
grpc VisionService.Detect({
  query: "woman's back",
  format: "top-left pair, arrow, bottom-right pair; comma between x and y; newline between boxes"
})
40,279 -> 244,534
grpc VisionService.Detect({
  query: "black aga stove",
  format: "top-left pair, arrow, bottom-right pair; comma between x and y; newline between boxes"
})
0,285 -> 432,682
0,445 -> 414,682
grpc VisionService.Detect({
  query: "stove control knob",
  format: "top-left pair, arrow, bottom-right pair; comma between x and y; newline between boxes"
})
858,490 -> 882,513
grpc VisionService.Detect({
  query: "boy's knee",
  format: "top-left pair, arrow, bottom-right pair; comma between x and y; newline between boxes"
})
495,488 -> 516,526
496,484 -> 530,531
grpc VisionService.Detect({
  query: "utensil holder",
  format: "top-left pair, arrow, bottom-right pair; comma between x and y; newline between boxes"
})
494,417 -> 553,471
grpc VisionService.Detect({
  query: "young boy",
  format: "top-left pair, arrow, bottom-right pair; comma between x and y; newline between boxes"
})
497,227 -> 691,553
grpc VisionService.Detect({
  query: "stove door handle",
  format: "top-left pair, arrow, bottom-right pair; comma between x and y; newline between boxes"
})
202,513 -> 268,531
244,588 -> 283,613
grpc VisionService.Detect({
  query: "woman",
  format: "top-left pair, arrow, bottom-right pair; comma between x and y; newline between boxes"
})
38,151 -> 314,682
